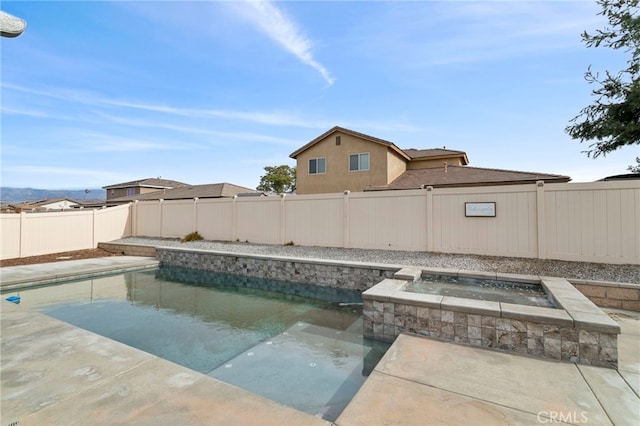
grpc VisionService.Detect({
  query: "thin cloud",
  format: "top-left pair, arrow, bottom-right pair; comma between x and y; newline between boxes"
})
3,82 -> 422,135
95,113 -> 303,146
1,82 -> 326,128
238,0 -> 334,86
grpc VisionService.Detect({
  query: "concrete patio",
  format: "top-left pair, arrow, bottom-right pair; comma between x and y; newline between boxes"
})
1,257 -> 638,425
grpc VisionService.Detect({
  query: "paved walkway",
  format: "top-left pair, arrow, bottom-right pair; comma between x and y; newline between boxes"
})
1,257 -> 638,425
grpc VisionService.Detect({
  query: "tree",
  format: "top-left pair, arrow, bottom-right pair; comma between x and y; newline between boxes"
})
628,156 -> 640,172
256,165 -> 296,193
566,0 -> 640,158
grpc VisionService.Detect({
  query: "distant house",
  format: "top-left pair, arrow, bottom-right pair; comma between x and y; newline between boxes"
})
290,126 -> 571,194
106,182 -> 263,205
103,178 -> 189,201
5,197 -> 83,213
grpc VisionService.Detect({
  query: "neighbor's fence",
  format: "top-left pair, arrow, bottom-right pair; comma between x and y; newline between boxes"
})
2,181 -> 638,265
129,180 -> 638,265
0,204 -> 132,260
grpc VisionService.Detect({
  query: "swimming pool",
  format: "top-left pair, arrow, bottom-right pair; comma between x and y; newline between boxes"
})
9,266 -> 389,421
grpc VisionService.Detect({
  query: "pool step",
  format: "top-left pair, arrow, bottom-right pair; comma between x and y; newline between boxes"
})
207,322 -> 373,421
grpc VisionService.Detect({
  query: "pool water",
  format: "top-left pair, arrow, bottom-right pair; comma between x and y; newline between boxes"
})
405,275 -> 554,308
11,267 -> 389,421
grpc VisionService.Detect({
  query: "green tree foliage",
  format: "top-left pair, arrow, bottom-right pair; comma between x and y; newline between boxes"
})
256,165 -> 296,193
566,0 -> 640,158
628,156 -> 640,172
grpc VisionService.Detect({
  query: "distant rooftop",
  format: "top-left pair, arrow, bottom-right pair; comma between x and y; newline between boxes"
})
103,178 -> 190,190
107,183 -> 262,203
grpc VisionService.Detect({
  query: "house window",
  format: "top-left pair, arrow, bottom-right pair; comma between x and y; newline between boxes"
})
127,188 -> 136,196
336,136 -> 341,146
349,153 -> 369,171
309,157 -> 326,175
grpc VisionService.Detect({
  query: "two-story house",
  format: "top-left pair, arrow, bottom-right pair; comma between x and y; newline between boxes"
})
103,178 -> 189,201
290,126 -> 570,194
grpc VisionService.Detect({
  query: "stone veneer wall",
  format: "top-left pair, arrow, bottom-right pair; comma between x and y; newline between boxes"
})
155,247 -> 398,291
363,272 -> 620,369
101,242 -> 638,312
571,280 -> 640,312
363,298 -> 618,368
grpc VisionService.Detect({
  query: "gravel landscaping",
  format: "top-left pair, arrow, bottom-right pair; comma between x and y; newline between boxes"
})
111,237 -> 639,285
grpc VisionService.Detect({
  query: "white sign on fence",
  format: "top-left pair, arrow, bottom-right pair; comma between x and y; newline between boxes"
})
465,202 -> 496,217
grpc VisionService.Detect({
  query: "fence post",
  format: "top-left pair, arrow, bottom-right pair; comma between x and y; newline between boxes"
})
425,186 -> 434,252
92,208 -> 97,248
232,195 -> 238,242
193,198 -> 199,233
280,194 -> 287,244
131,201 -> 138,237
19,211 -> 26,258
343,190 -> 351,248
536,181 -> 546,260
158,199 -> 164,238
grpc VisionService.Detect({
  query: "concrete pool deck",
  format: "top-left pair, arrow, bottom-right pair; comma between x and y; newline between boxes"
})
1,257 -> 639,425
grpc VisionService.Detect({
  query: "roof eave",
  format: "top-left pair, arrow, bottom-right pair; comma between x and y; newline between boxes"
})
290,126 -> 411,161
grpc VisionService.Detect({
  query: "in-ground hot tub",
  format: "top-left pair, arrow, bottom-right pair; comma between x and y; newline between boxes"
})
405,273 -> 554,308
363,268 -> 621,368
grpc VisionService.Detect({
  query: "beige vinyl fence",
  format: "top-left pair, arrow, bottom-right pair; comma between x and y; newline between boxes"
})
128,180 -> 638,265
0,204 -> 132,260
1,181 -> 638,265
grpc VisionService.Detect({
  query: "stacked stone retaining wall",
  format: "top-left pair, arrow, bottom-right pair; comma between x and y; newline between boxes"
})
100,242 -> 640,312
155,247 -> 398,291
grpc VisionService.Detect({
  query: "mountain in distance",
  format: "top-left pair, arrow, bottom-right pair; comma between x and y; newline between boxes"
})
0,187 -> 106,203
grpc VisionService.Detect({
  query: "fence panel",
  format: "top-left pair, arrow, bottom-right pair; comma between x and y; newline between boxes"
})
0,214 -> 21,259
432,185 -> 538,258
94,204 -> 132,243
284,193 -> 344,247
135,201 -> 162,237
161,200 -> 195,238
21,210 -> 94,257
196,198 -> 234,241
236,197 -> 281,244
544,181 -> 639,264
349,189 -> 428,251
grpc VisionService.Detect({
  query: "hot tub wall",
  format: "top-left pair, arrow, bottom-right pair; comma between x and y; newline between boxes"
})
363,273 -> 621,369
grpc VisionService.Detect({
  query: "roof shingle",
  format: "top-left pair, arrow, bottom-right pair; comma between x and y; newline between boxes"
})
103,178 -> 189,190
367,165 -> 571,190
108,183 -> 260,202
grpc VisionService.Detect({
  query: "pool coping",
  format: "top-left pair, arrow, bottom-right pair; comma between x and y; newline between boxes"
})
0,257 -> 160,291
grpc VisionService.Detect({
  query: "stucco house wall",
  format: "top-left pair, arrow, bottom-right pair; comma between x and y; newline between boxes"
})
295,131 -> 394,194
406,156 -> 465,169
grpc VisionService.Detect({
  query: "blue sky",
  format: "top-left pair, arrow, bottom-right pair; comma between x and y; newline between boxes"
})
1,0 -> 638,190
